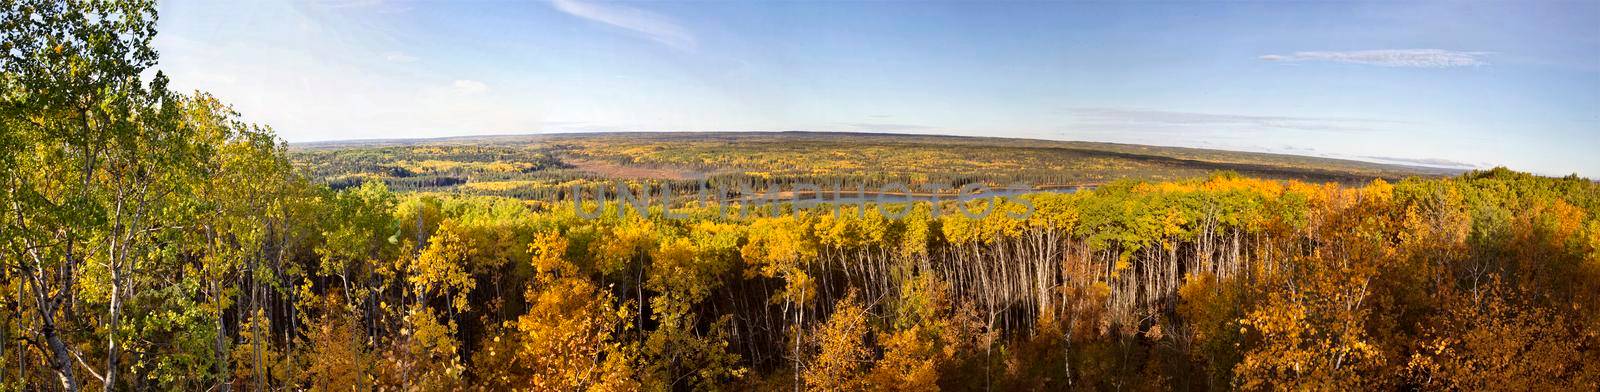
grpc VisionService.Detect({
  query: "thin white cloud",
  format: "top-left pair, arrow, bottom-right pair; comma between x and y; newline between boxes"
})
452,79 -> 488,95
1067,108 -> 1402,133
837,122 -> 938,131
1358,155 -> 1480,169
550,0 -> 696,51
1260,49 -> 1491,68
383,51 -> 417,63
312,0 -> 387,9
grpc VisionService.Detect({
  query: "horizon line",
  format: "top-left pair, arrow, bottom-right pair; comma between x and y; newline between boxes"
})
279,129 -> 1516,176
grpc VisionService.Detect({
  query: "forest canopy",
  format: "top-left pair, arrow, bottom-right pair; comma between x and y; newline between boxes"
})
3,2 -> 1598,391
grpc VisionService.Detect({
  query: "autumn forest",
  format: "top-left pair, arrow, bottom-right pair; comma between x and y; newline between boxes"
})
4,2 -> 1600,392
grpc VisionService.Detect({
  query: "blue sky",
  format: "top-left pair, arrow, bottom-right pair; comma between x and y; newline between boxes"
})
155,0 -> 1600,176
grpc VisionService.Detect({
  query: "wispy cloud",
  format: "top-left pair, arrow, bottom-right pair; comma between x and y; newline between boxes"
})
451,79 -> 488,95
550,0 -> 696,51
311,0 -> 387,9
1066,108 -> 1401,133
837,122 -> 938,132
1358,155 -> 1481,169
383,51 -> 417,63
1259,49 -> 1490,68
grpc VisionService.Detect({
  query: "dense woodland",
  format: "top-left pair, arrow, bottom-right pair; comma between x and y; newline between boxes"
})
5,2 -> 1600,391
290,131 -> 1452,202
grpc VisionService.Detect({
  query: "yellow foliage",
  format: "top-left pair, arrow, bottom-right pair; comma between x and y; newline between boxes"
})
869,326 -> 943,391
300,297 -> 373,391
1407,284 -> 1600,390
510,278 -> 638,390
460,180 -> 545,192
232,310 -> 292,386
805,293 -> 872,391
411,221 -> 478,312
1234,256 -> 1387,391
529,231 -> 575,279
